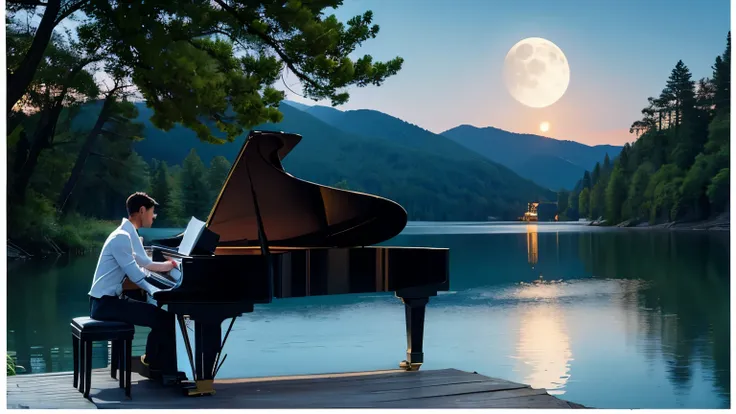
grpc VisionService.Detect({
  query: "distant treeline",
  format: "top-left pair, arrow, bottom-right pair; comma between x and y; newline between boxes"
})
558,33 -> 730,225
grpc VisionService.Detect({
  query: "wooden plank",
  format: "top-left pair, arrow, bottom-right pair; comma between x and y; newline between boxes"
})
374,387 -> 550,407
6,368 -> 584,409
211,369 -> 498,394
7,396 -> 97,410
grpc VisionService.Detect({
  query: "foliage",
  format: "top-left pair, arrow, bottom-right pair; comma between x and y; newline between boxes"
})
589,181 -> 606,219
565,190 -> 579,220
7,189 -> 116,252
707,168 -> 729,210
56,214 -> 119,251
7,0 -> 403,250
560,32 -> 731,225
207,156 -> 232,207
148,160 -> 182,227
557,190 -> 569,220
605,163 -> 627,224
180,149 -> 212,221
578,187 -> 590,218
7,354 -> 16,376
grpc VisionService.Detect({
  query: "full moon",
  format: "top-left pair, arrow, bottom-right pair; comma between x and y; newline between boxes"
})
503,37 -> 570,108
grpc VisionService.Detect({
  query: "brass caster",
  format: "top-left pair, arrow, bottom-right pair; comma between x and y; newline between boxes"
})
399,360 -> 422,371
184,379 -> 216,396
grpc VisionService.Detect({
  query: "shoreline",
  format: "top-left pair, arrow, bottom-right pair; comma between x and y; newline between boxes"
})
595,213 -> 730,231
9,217 -> 728,260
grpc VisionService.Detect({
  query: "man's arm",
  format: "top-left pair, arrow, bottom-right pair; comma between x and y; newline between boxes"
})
132,236 -> 175,273
108,234 -> 163,295
145,260 -> 177,273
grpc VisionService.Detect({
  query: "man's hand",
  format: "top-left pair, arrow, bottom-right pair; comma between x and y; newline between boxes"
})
145,259 -> 177,273
161,260 -> 175,272
167,258 -> 179,270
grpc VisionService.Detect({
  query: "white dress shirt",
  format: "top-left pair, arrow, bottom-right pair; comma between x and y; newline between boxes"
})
121,218 -> 153,268
88,218 -> 160,298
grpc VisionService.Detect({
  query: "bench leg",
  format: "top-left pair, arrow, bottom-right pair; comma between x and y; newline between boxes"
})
125,339 -> 132,398
72,336 -> 79,389
84,340 -> 92,398
78,340 -> 85,393
111,340 -> 118,379
119,340 -> 125,389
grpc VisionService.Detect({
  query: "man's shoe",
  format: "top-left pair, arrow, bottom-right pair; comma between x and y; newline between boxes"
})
161,372 -> 187,386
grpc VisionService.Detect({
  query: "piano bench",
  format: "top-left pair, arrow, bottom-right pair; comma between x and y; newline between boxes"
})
71,317 -> 134,399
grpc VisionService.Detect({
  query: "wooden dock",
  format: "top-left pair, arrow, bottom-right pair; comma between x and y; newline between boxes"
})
7,368 -> 585,409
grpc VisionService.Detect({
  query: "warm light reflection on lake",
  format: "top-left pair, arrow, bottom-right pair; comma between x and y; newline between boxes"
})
526,224 -> 539,266
510,284 -> 572,395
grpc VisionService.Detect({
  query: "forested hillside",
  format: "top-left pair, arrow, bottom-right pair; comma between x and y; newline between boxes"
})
559,33 -> 730,225
298,103 -> 621,191
301,105 -> 485,162
131,104 -> 556,224
441,125 -> 622,191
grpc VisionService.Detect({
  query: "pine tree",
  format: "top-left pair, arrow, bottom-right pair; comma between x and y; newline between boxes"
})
179,149 -> 210,221
566,190 -> 579,220
712,32 -> 731,115
618,144 -> 631,175
207,156 -> 232,208
666,60 -> 696,132
605,163 -> 627,224
149,160 -> 180,226
582,171 -> 592,189
557,190 -> 569,219
695,78 -> 716,115
589,181 -> 606,219
578,187 -> 590,218
591,163 -> 601,186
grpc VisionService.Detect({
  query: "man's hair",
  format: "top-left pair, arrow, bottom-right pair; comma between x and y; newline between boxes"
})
126,192 -> 159,215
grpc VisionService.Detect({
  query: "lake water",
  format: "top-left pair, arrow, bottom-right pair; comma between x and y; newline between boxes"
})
6,222 -> 730,409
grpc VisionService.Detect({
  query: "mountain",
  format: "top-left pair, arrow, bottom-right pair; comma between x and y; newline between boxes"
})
287,101 -> 623,191
126,102 -> 555,221
303,105 -> 485,162
441,125 -> 623,190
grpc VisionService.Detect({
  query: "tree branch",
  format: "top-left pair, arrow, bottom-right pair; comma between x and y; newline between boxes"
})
213,0 -> 323,93
7,0 -> 61,113
197,27 -> 252,54
54,0 -> 91,25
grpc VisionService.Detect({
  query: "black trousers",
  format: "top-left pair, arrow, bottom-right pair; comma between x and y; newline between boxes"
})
89,295 -> 177,375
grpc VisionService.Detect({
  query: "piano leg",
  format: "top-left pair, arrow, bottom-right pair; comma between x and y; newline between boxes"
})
185,320 -> 222,396
398,296 -> 429,371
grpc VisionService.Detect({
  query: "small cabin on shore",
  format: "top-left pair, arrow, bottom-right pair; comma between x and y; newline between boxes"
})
521,201 -> 558,222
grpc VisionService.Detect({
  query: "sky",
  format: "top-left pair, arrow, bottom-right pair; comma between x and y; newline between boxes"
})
284,0 -> 731,147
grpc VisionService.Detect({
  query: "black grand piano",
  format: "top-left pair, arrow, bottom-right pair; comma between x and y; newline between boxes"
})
140,130 -> 450,396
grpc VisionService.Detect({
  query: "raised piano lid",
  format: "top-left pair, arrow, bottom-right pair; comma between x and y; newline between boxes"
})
205,130 -> 408,248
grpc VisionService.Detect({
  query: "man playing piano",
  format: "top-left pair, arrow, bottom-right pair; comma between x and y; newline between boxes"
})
88,192 -> 180,384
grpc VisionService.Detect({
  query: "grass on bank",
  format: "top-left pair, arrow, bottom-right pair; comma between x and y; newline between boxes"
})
8,191 -> 118,254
